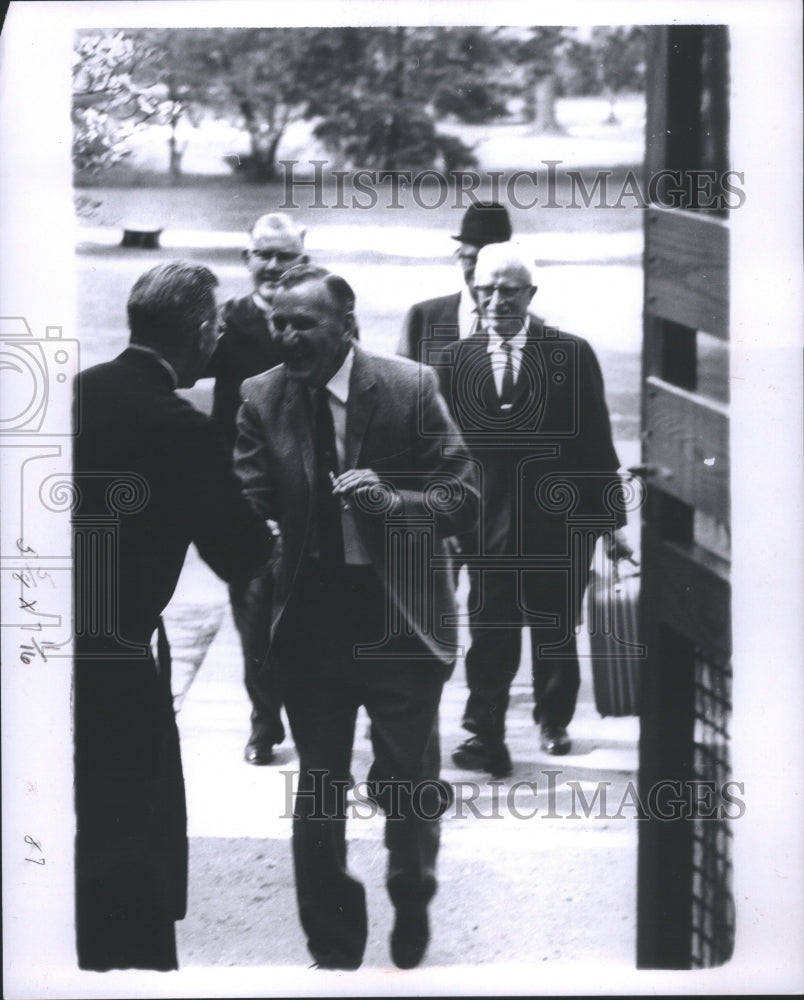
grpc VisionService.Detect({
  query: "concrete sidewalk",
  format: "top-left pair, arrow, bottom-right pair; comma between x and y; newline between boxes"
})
166,545 -> 640,981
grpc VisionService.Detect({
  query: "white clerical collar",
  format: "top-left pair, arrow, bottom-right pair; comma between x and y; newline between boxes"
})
323,345 -> 355,405
127,343 -> 179,389
487,327 -> 527,355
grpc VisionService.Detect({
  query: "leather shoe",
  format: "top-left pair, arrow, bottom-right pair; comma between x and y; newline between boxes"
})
244,738 -> 275,765
452,736 -> 513,777
540,724 -> 571,756
390,903 -> 429,969
309,956 -> 361,970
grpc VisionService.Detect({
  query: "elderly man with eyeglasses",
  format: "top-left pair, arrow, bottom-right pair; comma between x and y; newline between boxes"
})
440,242 -> 630,773
396,202 -> 515,390
205,212 -> 308,766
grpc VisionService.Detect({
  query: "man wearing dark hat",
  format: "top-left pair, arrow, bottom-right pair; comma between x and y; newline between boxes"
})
396,202 -> 513,382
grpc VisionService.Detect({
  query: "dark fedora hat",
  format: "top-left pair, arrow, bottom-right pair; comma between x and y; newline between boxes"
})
451,202 -> 513,247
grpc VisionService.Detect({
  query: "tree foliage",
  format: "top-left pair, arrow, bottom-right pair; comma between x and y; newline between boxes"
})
72,25 -> 646,179
126,29 -> 212,178
302,27 -> 501,171
495,27 -> 579,133
72,31 -> 163,173
591,26 -> 647,96
181,28 -> 317,180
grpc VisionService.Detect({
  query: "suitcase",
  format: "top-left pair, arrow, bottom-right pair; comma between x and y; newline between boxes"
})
586,560 -> 643,717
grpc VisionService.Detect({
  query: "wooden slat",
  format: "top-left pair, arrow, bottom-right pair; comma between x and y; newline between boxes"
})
646,207 -> 729,339
644,376 -> 729,519
654,540 -> 731,656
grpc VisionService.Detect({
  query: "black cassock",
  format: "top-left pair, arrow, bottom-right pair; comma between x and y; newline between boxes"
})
73,346 -> 271,970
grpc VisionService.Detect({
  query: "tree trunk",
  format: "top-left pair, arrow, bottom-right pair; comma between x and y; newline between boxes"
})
530,74 -> 565,134
261,131 -> 283,180
246,125 -> 269,180
240,99 -> 272,181
382,27 -> 406,172
603,89 -> 621,125
168,118 -> 186,182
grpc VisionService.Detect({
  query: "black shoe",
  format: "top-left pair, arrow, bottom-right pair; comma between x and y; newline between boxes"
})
390,903 -> 429,969
452,736 -> 513,777
540,724 -> 571,756
309,956 -> 361,970
244,737 -> 275,765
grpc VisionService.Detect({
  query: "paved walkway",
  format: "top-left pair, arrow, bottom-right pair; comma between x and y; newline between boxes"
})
163,536 -> 641,987
72,224 -> 647,990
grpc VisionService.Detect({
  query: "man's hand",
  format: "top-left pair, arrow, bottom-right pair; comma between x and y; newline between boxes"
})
605,527 -> 637,565
330,469 -> 380,495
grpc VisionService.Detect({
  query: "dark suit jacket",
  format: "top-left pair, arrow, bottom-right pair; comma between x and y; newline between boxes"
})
235,346 -> 480,669
73,347 -> 272,943
441,321 -> 625,557
397,291 -> 545,399
397,291 -> 464,363
206,294 -> 284,452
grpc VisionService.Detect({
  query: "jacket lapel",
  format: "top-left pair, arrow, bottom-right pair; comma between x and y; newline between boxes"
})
517,318 -> 548,425
345,348 -> 377,469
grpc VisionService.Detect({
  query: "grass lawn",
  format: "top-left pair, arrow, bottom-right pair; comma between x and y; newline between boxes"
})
76,170 -> 645,238
75,95 -> 646,236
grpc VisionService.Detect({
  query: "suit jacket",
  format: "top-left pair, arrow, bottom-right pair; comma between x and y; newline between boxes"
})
235,346 -> 480,669
73,346 -> 273,935
397,291 -> 464,361
441,321 -> 625,557
397,291 -> 545,399
206,294 -> 284,452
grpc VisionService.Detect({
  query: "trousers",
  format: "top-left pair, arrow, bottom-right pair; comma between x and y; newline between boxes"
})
462,553 -> 594,741
229,573 -> 285,745
273,561 -> 447,969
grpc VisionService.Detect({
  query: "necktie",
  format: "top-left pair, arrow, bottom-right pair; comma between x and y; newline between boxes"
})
499,341 -> 515,409
313,388 -> 345,563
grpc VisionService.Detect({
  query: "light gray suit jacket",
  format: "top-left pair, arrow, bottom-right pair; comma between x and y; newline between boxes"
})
234,346 -> 480,669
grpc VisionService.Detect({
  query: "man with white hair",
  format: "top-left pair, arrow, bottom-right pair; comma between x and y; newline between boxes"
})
206,212 -> 308,766
443,242 -> 629,771
396,202 -> 513,392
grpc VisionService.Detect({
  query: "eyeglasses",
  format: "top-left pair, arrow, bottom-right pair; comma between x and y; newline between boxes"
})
475,284 -> 532,300
270,312 -> 320,333
249,249 -> 302,263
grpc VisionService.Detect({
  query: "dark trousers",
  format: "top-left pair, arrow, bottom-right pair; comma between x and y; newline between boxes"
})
273,561 -> 446,969
229,573 -> 285,746
74,645 -> 186,971
463,555 -> 593,742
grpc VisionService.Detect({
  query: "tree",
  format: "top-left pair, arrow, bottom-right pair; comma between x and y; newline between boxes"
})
72,31 -> 164,174
184,28 -> 317,181
127,29 -> 214,181
498,27 -> 577,135
589,26 -> 647,124
302,27 -> 510,172
74,26 -> 592,181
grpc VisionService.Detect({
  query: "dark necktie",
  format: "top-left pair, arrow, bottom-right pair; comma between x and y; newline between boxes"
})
499,341 -> 515,409
313,388 -> 345,563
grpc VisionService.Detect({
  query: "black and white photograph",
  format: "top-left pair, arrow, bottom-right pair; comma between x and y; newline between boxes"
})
1,1 -> 802,996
